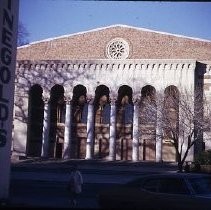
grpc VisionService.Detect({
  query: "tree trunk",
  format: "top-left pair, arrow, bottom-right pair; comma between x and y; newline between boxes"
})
178,162 -> 183,172
177,153 -> 183,172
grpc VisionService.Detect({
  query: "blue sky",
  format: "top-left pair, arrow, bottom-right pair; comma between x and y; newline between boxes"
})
19,0 -> 211,43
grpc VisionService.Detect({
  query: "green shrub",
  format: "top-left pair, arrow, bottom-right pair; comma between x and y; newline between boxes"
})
195,150 -> 211,165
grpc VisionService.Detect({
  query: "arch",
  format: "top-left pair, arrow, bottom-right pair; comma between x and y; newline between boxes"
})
164,85 -> 180,100
94,85 -> 110,159
117,85 -> 133,107
139,85 -> 157,161
141,85 -> 156,101
117,85 -> 133,124
72,85 -> 87,123
72,85 -> 87,107
27,84 -> 44,157
94,85 -> 110,124
49,84 -> 65,158
140,85 -> 156,124
116,85 -> 133,160
163,85 -> 180,162
72,84 -> 87,159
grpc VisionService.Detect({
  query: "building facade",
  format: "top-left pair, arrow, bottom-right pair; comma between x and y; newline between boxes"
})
13,25 -> 211,162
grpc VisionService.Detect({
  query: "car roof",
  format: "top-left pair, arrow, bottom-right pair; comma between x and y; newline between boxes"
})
127,173 -> 211,184
144,173 -> 210,178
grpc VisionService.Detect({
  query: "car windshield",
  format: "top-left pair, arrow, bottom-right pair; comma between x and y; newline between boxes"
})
189,177 -> 211,195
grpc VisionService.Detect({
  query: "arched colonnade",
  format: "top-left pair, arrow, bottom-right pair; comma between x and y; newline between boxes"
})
26,83 -> 180,162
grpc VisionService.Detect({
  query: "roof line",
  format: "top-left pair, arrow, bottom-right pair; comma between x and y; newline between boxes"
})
18,24 -> 211,49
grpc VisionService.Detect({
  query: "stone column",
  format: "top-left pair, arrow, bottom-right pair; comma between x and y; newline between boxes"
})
86,97 -> 95,159
156,95 -> 163,162
41,96 -> 50,158
109,97 -> 117,161
132,98 -> 139,161
63,97 -> 72,159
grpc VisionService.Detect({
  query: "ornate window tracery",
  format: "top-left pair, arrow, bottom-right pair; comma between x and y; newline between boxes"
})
106,38 -> 129,59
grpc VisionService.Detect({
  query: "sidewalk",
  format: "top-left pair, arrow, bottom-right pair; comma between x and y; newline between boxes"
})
11,157 -> 178,173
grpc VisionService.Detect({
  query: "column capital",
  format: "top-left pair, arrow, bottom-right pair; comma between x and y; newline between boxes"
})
133,97 -> 140,105
42,90 -> 50,104
87,94 -> 94,104
64,96 -> 72,104
42,96 -> 50,104
64,89 -> 73,100
110,96 -> 117,105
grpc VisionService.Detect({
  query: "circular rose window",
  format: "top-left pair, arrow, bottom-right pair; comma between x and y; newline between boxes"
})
106,38 -> 129,59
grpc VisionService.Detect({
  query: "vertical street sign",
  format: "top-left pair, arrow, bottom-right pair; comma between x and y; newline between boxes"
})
0,0 -> 19,201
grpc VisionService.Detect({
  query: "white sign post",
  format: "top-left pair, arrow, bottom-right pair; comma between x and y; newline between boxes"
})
0,0 -> 19,202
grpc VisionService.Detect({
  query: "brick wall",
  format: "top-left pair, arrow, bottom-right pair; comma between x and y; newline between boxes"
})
17,25 -> 211,61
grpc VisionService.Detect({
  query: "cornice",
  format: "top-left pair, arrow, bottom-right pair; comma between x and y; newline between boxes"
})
16,59 -> 196,72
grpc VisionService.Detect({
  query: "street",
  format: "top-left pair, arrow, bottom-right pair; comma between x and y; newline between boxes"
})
7,159 -> 178,208
10,180 -> 114,208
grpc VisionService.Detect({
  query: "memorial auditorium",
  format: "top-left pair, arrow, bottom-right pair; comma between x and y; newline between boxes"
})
13,25 -> 211,162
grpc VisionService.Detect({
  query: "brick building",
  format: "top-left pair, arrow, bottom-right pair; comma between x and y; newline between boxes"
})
13,25 -> 211,162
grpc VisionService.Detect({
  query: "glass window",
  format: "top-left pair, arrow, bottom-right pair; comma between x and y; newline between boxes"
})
142,179 -> 159,192
127,178 -> 144,187
125,104 -> 134,124
102,104 -> 110,124
189,177 -> 211,195
158,178 -> 190,195
81,103 -> 88,123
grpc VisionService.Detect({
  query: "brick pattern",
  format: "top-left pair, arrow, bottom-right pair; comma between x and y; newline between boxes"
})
17,26 -> 211,61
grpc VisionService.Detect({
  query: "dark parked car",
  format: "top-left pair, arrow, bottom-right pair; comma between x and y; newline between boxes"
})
98,173 -> 211,210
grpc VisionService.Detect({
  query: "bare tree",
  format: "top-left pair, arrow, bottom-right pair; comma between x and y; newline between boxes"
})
17,21 -> 29,46
143,87 -> 211,172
